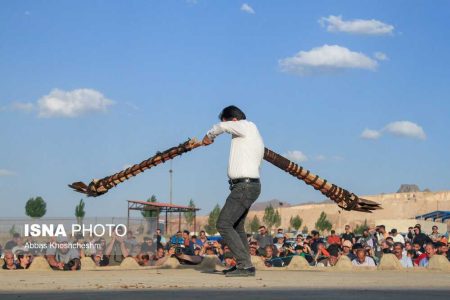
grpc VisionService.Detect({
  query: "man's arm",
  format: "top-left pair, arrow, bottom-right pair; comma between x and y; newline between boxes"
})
203,121 -> 247,144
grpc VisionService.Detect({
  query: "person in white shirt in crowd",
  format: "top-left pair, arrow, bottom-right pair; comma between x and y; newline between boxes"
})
392,242 -> 413,268
390,228 -> 405,245
203,105 -> 264,277
352,248 -> 376,267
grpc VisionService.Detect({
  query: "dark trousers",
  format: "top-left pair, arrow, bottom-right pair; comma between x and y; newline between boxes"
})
216,181 -> 261,269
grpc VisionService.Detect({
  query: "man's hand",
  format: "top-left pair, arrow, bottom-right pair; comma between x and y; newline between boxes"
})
202,135 -> 214,145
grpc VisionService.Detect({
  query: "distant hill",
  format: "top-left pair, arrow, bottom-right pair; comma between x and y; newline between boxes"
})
397,184 -> 421,193
250,199 -> 292,211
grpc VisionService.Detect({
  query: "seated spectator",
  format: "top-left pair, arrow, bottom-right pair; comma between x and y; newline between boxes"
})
342,240 -> 356,261
310,230 -> 324,254
152,247 -> 166,262
357,229 -> 374,249
294,234 -> 304,247
352,248 -> 376,267
223,252 -> 236,269
196,230 -> 208,247
317,253 -> 339,267
16,251 -> 32,269
141,237 -> 156,254
412,242 -> 423,256
249,243 -> 259,256
380,240 -> 393,254
326,230 -> 341,246
261,245 -> 284,267
92,250 -> 109,267
390,229 -> 405,245
254,226 -> 273,253
392,242 -> 413,268
170,231 -> 184,246
418,243 -> 437,267
2,251 -> 17,270
4,233 -> 22,251
182,230 -> 195,255
314,242 -> 330,264
199,242 -> 218,256
46,237 -> 81,271
273,228 -> 285,243
429,226 -> 441,243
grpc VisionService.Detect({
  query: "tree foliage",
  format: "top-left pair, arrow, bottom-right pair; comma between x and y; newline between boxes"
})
184,199 -> 196,227
315,211 -> 332,232
204,204 -> 221,235
273,209 -> 281,228
75,199 -> 86,222
249,215 -> 261,233
25,196 -> 47,218
290,215 -> 303,231
141,195 -> 158,218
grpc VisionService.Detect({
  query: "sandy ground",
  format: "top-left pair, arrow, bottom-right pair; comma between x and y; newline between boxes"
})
0,269 -> 449,299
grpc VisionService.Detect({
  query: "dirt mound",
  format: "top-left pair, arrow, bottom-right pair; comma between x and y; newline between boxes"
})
159,257 -> 181,269
427,255 -> 450,271
286,255 -> 309,270
80,257 -> 97,270
195,255 -> 223,272
28,256 -> 52,271
251,255 -> 269,270
378,254 -> 403,270
335,255 -> 352,271
119,257 -> 140,269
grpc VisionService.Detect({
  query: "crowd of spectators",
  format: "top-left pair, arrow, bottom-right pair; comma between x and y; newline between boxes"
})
1,224 -> 449,271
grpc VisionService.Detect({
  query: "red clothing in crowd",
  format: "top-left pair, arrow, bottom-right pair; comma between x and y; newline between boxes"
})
327,235 -> 341,245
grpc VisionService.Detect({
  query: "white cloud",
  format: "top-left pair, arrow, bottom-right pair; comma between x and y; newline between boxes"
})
384,121 -> 426,140
11,101 -> 34,112
361,121 -> 426,140
361,128 -> 382,140
241,3 -> 255,14
279,44 -> 378,75
285,150 -> 308,163
374,52 -> 388,61
37,88 -> 114,118
319,15 -> 394,35
314,154 -> 326,161
0,169 -> 16,177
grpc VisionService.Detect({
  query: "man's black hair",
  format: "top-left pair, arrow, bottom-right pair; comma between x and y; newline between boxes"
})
183,230 -> 190,235
219,105 -> 246,121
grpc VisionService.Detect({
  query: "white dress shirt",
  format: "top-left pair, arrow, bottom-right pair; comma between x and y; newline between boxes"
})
206,120 -> 264,179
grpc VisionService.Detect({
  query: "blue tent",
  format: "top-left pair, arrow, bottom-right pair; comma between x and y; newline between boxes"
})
415,210 -> 450,222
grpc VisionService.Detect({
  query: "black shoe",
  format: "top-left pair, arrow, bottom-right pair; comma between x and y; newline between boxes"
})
225,267 -> 256,277
222,265 -> 237,274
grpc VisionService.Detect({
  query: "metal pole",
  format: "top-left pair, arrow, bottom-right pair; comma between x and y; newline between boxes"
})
169,161 -> 173,234
193,211 -> 196,234
178,212 -> 181,232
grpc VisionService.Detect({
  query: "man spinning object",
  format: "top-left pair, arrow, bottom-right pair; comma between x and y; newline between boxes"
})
202,105 -> 264,277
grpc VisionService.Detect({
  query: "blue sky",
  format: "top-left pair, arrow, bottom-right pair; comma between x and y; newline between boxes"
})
1,1 -> 449,218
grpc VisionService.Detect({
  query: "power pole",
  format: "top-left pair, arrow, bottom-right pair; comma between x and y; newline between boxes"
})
168,160 -> 173,234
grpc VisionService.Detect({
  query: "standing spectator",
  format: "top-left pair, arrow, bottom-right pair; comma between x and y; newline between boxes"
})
412,226 -> 432,251
310,231 -> 324,254
154,229 -> 167,249
182,230 -> 195,255
342,240 -> 356,261
392,242 -> 413,268
141,237 -> 156,254
326,230 -> 341,246
2,251 -> 17,270
352,248 -> 376,267
406,226 -> 415,242
5,233 -> 22,250
418,243 -> 437,267
254,226 -> 273,253
390,229 -> 405,245
341,225 -> 356,245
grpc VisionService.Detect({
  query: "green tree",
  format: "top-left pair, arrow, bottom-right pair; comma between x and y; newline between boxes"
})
25,196 -> 46,218
249,215 -> 261,233
141,195 -> 158,218
263,204 -> 275,231
302,226 -> 309,234
273,209 -> 281,229
315,211 -> 332,232
354,219 -> 369,235
204,204 -> 221,235
75,199 -> 86,224
141,195 -> 158,234
290,215 -> 303,231
184,199 -> 196,228
9,225 -> 18,236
